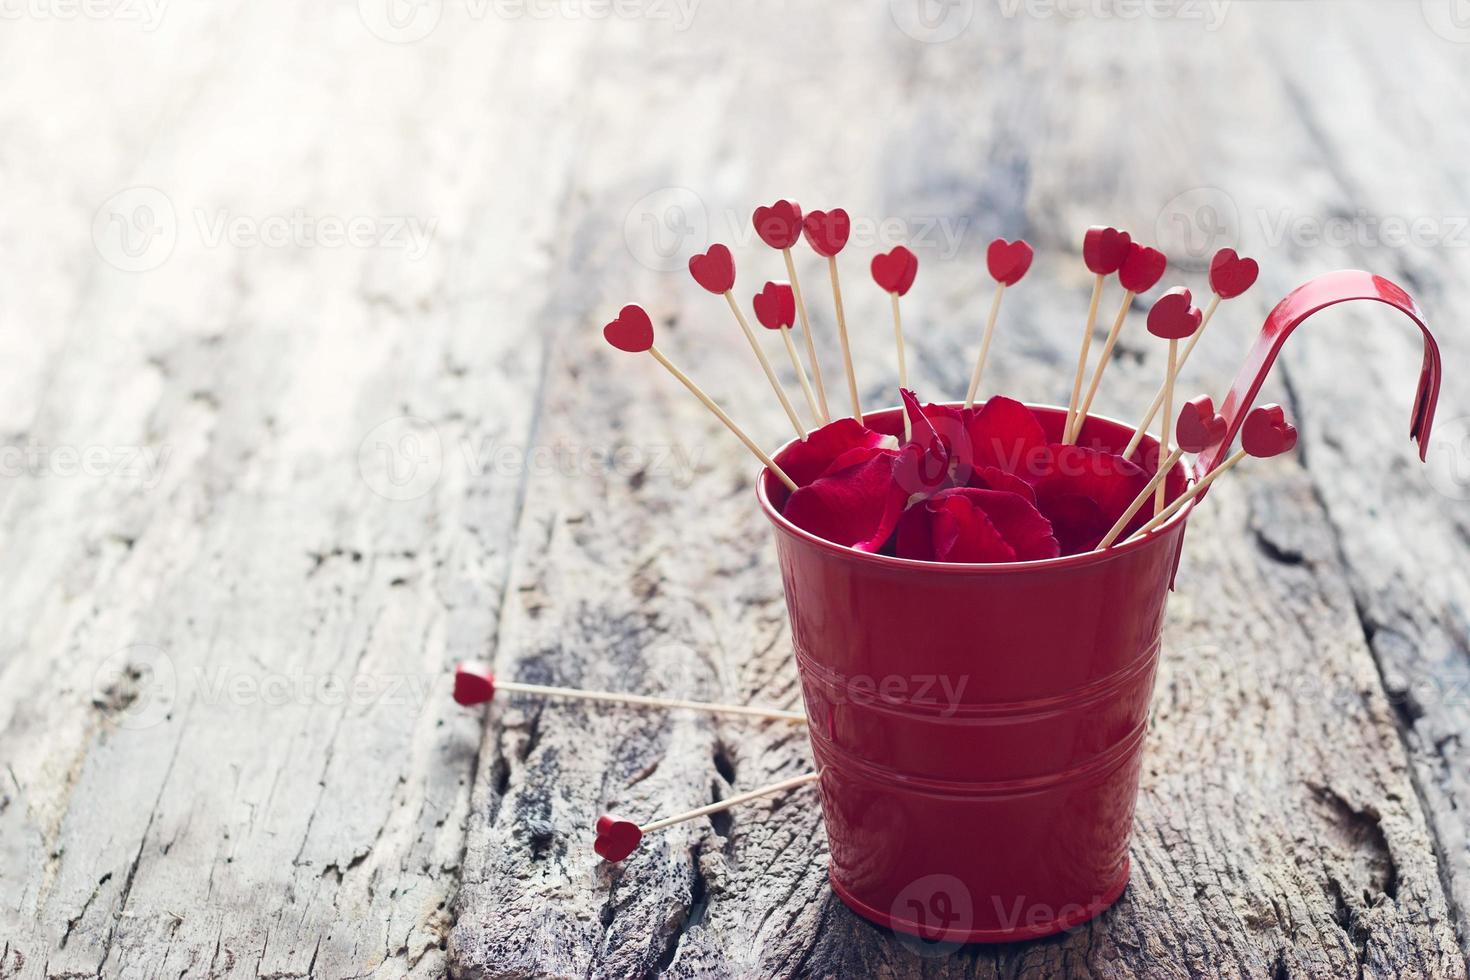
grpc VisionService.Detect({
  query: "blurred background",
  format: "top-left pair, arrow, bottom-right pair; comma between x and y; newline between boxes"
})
2,1 -> 1469,977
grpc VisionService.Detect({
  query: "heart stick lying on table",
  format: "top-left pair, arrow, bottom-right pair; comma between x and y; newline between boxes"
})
1127,403 -> 1298,541
754,201 -> 830,424
452,662 -> 806,721
1123,247 -> 1260,458
871,245 -> 920,438
754,281 -> 822,427
690,244 -> 807,441
965,237 -> 1034,408
1143,287 -> 1204,510
1064,227 -> 1131,442
602,304 -> 798,492
803,208 -> 861,422
594,771 -> 821,862
1095,394 -> 1226,550
1068,242 -> 1168,443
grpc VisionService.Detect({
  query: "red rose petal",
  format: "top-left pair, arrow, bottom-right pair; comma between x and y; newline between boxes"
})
774,417 -> 889,487
933,495 -> 1016,563
1033,444 -> 1149,553
896,487 -> 1059,563
965,395 -> 1050,478
782,450 -> 905,552
969,464 -> 1037,502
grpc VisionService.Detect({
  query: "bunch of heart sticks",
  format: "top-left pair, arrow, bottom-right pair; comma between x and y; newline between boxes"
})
459,204 -> 1301,862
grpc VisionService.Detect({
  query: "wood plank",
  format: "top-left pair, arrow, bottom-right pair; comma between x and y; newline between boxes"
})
0,6 -> 590,977
451,4 -> 1465,977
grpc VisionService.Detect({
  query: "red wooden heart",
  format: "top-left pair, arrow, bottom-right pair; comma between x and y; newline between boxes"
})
689,244 -> 736,294
1209,247 -> 1259,299
1241,404 -> 1298,458
1175,394 -> 1226,453
1082,226 -> 1131,275
603,304 -> 655,353
753,281 -> 796,330
594,815 -> 643,862
1146,287 -> 1202,339
986,238 -> 1033,286
870,245 -> 918,296
453,662 -> 496,705
1119,243 -> 1167,293
753,200 -> 803,250
802,209 -> 851,257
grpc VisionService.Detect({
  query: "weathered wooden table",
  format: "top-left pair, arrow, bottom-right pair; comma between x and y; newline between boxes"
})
3,2 -> 1469,977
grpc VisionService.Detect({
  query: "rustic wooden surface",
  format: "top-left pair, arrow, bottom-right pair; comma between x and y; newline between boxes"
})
2,2 -> 1469,978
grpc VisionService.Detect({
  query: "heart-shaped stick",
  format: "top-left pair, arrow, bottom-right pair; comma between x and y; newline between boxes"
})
803,209 -> 862,423
1094,394 -> 1225,550
453,662 -> 806,721
754,281 -> 822,427
1122,247 -> 1260,458
1067,242 -> 1168,444
1144,287 -> 1203,510
595,771 -> 821,863
1064,227 -> 1131,443
965,238 -> 1033,408
602,304 -> 797,492
689,245 -> 807,441
754,201 -> 831,424
1129,403 -> 1297,539
871,246 -> 919,438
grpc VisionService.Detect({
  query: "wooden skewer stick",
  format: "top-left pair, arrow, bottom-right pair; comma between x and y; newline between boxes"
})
647,345 -> 798,492
1063,274 -> 1105,443
891,293 -> 910,440
779,324 -> 823,428
641,771 -> 820,833
827,256 -> 862,423
1096,448 -> 1183,550
1067,289 -> 1137,443
1123,294 -> 1222,458
1155,338 -> 1179,512
1128,447 -> 1247,540
495,679 -> 807,722
964,284 -> 1006,409
783,248 -> 830,423
726,292 -> 806,440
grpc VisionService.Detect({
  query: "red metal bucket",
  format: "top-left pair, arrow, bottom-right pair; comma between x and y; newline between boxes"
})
758,403 -> 1191,943
753,270 -> 1444,944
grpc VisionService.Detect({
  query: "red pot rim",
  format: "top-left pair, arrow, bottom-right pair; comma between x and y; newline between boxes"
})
755,400 -> 1198,575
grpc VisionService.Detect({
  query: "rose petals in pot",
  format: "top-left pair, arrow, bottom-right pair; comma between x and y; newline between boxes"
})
896,488 -> 1060,563
782,450 -> 906,552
